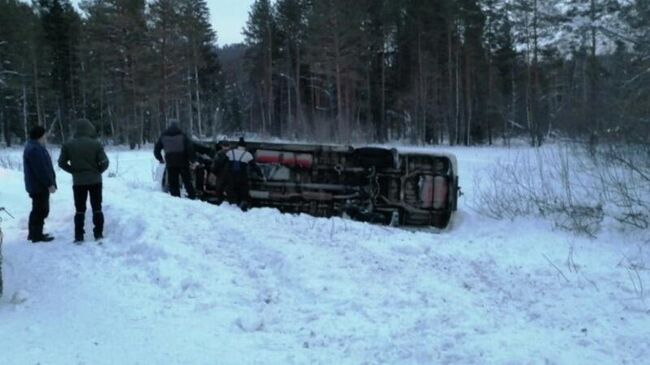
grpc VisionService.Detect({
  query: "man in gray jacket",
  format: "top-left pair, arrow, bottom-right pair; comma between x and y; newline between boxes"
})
154,122 -> 196,199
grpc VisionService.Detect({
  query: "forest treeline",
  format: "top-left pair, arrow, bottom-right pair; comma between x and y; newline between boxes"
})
0,0 -> 648,147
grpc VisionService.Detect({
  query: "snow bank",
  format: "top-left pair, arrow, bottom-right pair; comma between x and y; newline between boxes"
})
0,145 -> 648,364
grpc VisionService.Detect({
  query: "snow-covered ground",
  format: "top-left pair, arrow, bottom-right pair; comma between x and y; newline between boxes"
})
0,145 -> 648,365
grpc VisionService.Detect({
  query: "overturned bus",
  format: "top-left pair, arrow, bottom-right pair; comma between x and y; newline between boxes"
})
159,141 -> 461,229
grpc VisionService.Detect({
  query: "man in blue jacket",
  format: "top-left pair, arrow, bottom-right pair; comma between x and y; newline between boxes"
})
23,126 -> 57,243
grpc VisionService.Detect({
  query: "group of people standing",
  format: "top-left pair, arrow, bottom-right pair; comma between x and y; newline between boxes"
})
22,120 -> 254,244
23,119 -> 108,243
154,122 -> 256,210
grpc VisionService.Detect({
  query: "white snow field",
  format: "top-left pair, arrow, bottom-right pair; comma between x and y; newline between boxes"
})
0,145 -> 648,365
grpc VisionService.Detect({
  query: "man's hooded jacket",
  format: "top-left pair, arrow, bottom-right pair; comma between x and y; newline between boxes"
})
58,119 -> 109,186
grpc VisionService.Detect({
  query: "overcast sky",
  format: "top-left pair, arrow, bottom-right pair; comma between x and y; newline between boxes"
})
72,0 -> 253,46
205,0 -> 254,46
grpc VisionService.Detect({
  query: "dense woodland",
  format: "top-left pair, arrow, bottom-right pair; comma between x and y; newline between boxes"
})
0,0 -> 648,147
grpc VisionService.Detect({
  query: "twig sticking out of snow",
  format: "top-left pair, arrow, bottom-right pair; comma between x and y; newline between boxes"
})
543,254 -> 570,283
618,254 -> 646,302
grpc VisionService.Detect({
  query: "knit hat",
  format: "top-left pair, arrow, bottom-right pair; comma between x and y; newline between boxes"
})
29,126 -> 46,140
73,118 -> 97,138
216,140 -> 228,151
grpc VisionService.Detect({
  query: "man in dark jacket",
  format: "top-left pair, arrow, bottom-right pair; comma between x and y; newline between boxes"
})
192,142 -> 214,198
205,140 -> 231,204
154,122 -> 196,199
58,119 -> 109,243
23,126 -> 57,243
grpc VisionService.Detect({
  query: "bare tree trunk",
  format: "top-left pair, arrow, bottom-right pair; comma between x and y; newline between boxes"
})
346,80 -> 353,142
99,61 -> 105,139
80,59 -> 87,119
524,5 -> 534,146
266,19 -> 273,136
57,108 -> 66,142
417,32 -> 425,144
22,79 -> 29,141
0,107 -> 5,146
258,87 -> 267,133
310,75 -> 316,123
465,48 -> 472,146
294,43 -> 303,137
194,64 -> 202,137
487,59 -> 494,145
139,106 -> 144,147
69,39 -> 77,120
589,0 -> 599,134
455,33 -> 461,146
380,47 -> 386,143
249,101 -> 254,132
447,22 -> 455,145
32,55 -> 44,127
590,0 -> 597,69
507,68 -> 516,147
160,31 -> 169,133
532,0 -> 541,146
366,64 -> 372,137
213,106 -> 219,137
334,23 -> 344,142
284,40 -> 292,138
109,105 -> 115,138
187,67 -> 194,136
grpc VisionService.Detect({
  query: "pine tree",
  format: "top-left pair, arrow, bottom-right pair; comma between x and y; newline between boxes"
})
80,0 -> 148,146
0,0 -> 42,144
244,0 -> 276,135
306,0 -> 368,142
618,0 -> 650,143
219,43 -> 248,133
178,0 -> 217,137
36,0 -> 82,140
275,0 -> 308,137
149,0 -> 185,136
489,12 -> 518,145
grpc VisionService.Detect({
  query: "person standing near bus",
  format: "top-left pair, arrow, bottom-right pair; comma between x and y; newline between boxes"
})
154,122 -> 196,200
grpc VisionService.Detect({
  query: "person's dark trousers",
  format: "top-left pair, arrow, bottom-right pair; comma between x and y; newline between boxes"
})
28,193 -> 50,239
223,173 -> 237,205
167,166 -> 196,199
195,166 -> 206,196
73,184 -> 103,240
226,174 -> 251,209
236,176 -> 251,210
214,169 -> 231,205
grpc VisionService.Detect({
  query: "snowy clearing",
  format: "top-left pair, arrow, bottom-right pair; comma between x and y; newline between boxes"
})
0,145 -> 649,365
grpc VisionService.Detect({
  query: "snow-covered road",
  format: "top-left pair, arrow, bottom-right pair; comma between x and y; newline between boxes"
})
0,146 -> 648,364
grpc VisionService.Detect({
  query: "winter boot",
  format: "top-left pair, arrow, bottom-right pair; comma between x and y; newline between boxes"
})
74,212 -> 85,243
27,215 -> 39,241
28,217 -> 52,242
92,210 -> 104,240
31,234 -> 55,243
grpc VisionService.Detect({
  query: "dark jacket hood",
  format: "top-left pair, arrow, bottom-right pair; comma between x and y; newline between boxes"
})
74,119 -> 97,138
164,123 -> 183,136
